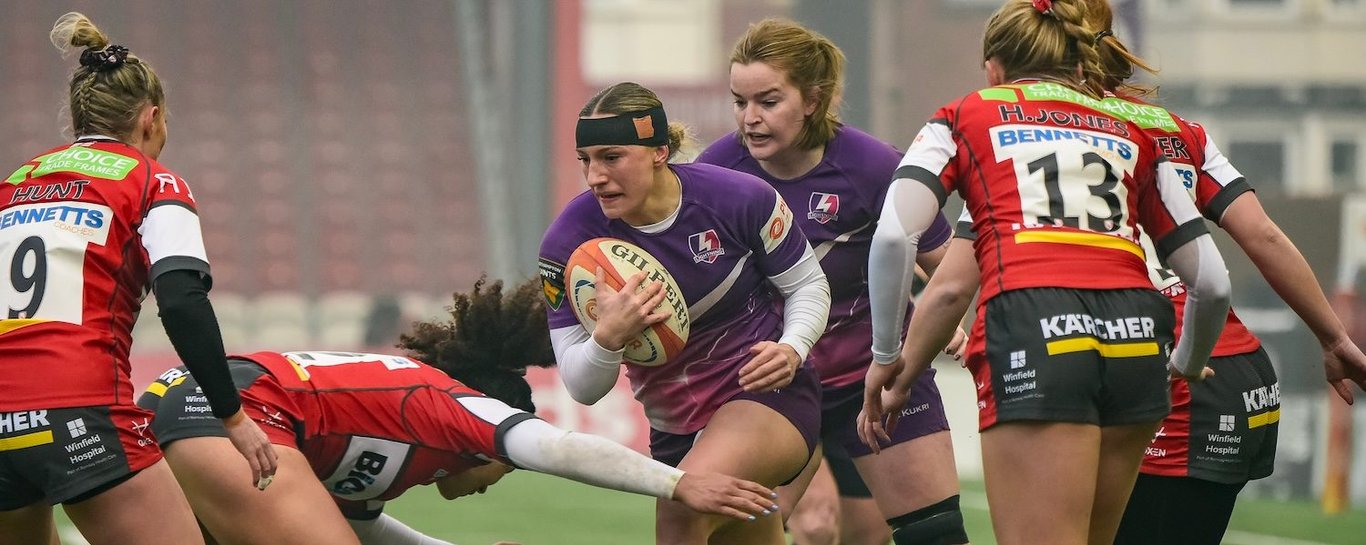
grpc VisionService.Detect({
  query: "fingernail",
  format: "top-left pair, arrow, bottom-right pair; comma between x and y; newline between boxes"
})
770,492 -> 778,499
771,504 -> 781,511
748,515 -> 756,522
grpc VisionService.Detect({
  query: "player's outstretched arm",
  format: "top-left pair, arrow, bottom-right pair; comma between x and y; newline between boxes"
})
503,418 -> 779,521
1220,193 -> 1366,401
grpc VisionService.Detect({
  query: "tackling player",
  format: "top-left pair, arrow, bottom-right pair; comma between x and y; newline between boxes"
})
138,278 -> 780,545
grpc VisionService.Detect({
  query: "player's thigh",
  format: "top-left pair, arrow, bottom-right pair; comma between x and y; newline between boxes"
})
164,437 -> 359,545
786,453 -> 840,545
0,501 -> 58,545
659,400 -> 810,544
1089,421 -> 1162,545
853,430 -> 959,517
681,399 -> 811,485
981,421 -> 1099,545
62,459 -> 204,545
777,443 -> 826,522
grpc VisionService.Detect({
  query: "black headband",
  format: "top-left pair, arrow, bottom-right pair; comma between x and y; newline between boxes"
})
575,107 -> 669,148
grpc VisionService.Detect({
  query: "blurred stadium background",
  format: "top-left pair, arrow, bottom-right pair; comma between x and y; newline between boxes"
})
5,0 -> 1366,542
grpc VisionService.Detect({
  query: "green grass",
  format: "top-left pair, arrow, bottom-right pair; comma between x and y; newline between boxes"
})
53,471 -> 1366,544
381,473 -> 1366,545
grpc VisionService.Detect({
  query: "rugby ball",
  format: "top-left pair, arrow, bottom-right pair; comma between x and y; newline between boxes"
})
565,238 -> 689,366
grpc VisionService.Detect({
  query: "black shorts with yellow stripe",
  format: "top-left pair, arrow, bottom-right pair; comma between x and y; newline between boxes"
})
975,287 -> 1175,428
0,403 -> 162,509
1162,348 -> 1279,484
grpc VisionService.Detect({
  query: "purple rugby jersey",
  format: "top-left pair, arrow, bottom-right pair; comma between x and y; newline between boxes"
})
696,127 -> 952,387
539,162 -> 813,435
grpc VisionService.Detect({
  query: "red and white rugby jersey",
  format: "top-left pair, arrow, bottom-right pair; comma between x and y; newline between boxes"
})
1,137 -> 210,411
1145,108 -> 1253,225
244,351 -> 535,517
1131,106 -> 1261,357
896,81 -> 1206,303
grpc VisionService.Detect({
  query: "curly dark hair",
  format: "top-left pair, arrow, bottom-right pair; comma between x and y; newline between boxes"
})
398,276 -> 555,412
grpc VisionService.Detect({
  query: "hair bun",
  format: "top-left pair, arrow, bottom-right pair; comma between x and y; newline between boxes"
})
79,45 -> 128,70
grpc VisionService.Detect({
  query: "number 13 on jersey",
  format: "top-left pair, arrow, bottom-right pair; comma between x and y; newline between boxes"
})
991,125 -> 1140,240
1,202 -> 111,323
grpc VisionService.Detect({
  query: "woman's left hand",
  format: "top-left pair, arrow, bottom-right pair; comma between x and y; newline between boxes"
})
944,326 -> 968,362
738,341 -> 800,392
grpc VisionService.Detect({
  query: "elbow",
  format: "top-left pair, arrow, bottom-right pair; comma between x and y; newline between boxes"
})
566,383 -> 608,406
1193,272 -> 1233,312
942,286 -> 975,310
922,278 -> 975,312
870,229 -> 906,256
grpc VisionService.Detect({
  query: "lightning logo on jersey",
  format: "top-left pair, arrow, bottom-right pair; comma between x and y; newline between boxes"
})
807,192 -> 840,224
688,229 -> 725,264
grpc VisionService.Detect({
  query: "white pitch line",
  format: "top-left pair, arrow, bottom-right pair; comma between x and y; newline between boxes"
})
959,491 -> 1338,545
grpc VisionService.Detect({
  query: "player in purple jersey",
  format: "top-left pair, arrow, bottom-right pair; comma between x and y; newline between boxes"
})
695,19 -> 968,545
540,82 -> 832,544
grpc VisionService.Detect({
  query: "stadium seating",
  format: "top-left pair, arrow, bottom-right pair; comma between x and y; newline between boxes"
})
8,0 -> 494,350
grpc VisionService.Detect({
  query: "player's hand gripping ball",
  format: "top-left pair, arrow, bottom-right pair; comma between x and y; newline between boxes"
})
565,238 -> 690,366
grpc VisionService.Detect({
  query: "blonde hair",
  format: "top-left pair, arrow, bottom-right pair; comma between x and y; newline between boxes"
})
50,12 -> 165,140
579,82 -> 693,161
730,18 -> 845,150
982,0 -> 1105,98
1083,0 -> 1159,97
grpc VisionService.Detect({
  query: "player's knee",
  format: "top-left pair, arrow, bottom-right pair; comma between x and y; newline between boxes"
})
887,495 -> 968,545
788,511 -> 840,545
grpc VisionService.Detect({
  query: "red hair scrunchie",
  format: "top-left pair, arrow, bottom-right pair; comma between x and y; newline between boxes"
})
1032,0 -> 1054,14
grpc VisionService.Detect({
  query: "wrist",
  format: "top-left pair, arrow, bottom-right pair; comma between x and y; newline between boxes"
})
778,343 -> 801,370
665,470 -> 685,500
1320,334 -> 1350,351
585,335 -> 625,368
592,329 -> 626,352
872,343 -> 902,365
222,409 -> 246,426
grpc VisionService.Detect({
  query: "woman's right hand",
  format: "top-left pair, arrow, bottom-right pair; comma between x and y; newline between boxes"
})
589,268 -> 670,351
671,472 -> 780,522
1168,361 -> 1215,383
222,409 -> 279,490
